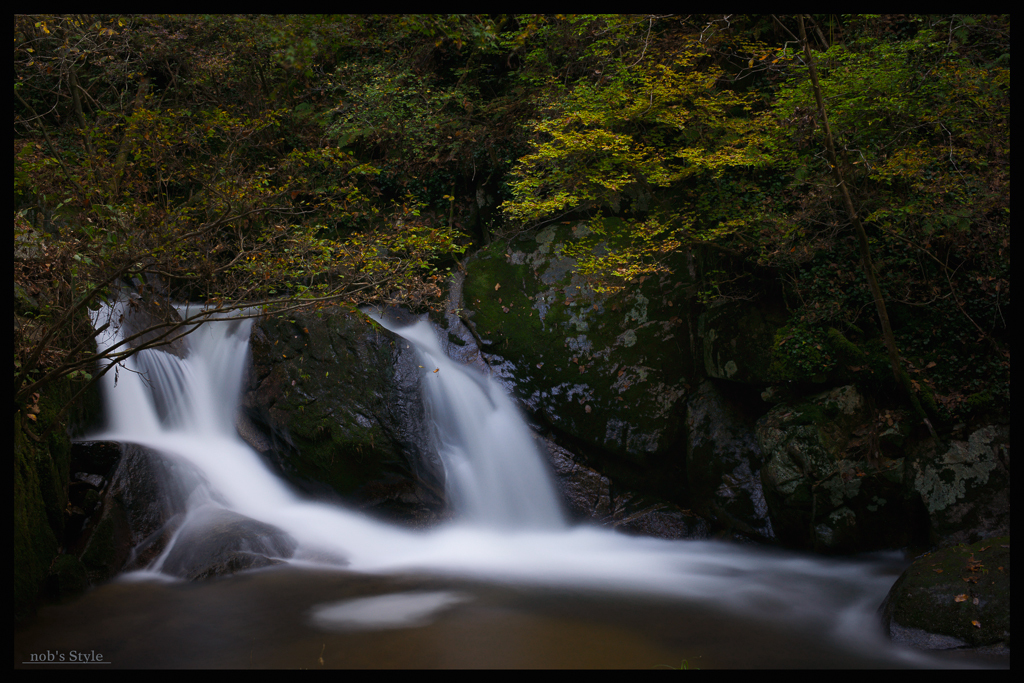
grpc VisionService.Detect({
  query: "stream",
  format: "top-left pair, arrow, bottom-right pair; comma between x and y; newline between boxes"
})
13,305 -> 990,668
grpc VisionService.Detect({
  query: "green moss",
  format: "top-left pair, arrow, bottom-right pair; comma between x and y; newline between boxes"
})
963,391 -> 993,412
462,226 -> 694,489
767,324 -> 835,382
14,378 -> 75,623
826,327 -> 868,367
890,537 -> 1010,647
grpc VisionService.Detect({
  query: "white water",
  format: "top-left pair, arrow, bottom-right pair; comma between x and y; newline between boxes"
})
371,313 -> 565,528
84,302 -> 935,666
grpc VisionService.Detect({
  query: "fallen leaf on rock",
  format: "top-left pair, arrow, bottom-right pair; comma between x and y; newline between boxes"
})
972,620 -> 982,628
495,283 -> 501,290
955,594 -> 969,602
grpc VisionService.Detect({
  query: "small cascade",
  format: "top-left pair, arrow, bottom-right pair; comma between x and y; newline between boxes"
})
369,312 -> 565,528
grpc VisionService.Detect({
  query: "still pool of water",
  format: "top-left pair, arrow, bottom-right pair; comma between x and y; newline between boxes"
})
14,561 -> 999,669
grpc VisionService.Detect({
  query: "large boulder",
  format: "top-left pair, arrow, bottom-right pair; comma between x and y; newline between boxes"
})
159,505 -> 298,581
880,536 -> 1010,655
15,408 -> 67,623
243,306 -> 446,525
72,443 -> 201,584
14,368 -> 101,622
905,425 -> 1010,548
545,438 -> 710,540
461,224 -> 697,499
756,385 -> 927,553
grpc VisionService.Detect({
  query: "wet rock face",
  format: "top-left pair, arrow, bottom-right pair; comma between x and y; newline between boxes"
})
159,506 -> 298,581
545,438 -> 709,541
73,443 -> 195,585
685,380 -> 774,543
243,307 -> 447,525
461,225 -> 696,496
880,537 -> 1010,654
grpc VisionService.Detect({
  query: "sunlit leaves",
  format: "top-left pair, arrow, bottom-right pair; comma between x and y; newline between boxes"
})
501,30 -> 779,290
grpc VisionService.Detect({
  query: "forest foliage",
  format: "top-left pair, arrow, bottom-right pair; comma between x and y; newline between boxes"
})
13,14 -> 1010,425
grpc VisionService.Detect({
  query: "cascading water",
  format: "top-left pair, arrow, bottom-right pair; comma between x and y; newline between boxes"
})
368,313 -> 564,528
34,301 -> 959,667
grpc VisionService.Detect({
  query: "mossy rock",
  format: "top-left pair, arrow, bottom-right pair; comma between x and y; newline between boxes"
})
765,324 -> 898,393
685,380 -> 774,542
14,376 -> 77,623
905,425 -> 1010,547
881,536 -> 1010,651
244,306 -> 446,523
462,224 -> 696,495
756,385 -> 927,552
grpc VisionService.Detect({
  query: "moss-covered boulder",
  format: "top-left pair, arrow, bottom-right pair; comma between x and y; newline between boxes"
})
14,273 -> 107,622
756,385 -> 927,553
243,306 -> 446,524
905,425 -> 1010,547
881,537 -> 1010,653
461,224 -> 696,498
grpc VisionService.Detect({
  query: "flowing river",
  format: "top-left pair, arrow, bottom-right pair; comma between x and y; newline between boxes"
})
14,305 -> 986,668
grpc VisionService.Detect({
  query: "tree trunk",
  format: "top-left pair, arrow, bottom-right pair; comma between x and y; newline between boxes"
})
108,76 -> 150,196
69,66 -> 94,156
797,16 -> 927,420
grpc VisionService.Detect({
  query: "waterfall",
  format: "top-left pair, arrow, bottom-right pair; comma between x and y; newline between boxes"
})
368,313 -> 565,528
81,302 -> 929,666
